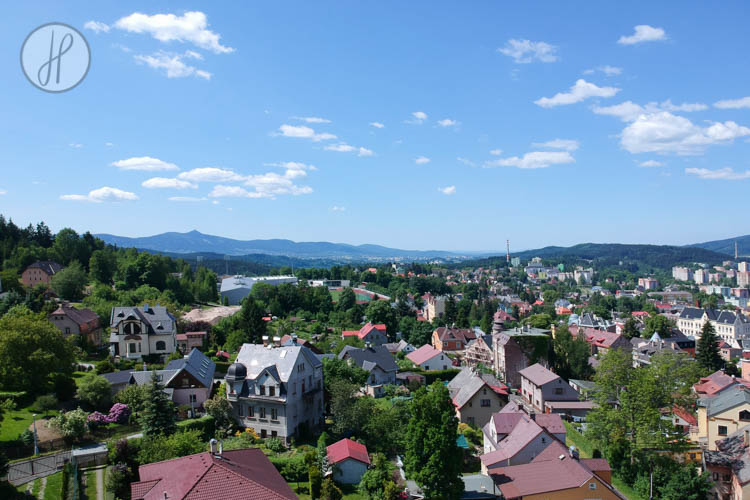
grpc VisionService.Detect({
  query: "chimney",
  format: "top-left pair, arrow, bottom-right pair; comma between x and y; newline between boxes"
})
365,341 -> 372,349
262,336 -> 269,347
273,336 -> 281,346
745,429 -> 749,447
210,438 -> 218,454
291,334 -> 298,345
219,440 -> 223,455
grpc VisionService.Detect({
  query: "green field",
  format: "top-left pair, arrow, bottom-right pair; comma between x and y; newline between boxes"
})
329,289 -> 374,302
0,406 -> 59,442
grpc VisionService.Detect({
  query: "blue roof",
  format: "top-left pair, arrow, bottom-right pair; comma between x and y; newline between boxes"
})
456,434 -> 470,449
165,348 -> 216,388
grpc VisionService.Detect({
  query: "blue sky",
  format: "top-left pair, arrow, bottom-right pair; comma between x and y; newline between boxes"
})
2,2 -> 750,252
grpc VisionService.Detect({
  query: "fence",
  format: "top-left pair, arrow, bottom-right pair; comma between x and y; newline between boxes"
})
6,449 -> 72,486
3,437 -> 69,460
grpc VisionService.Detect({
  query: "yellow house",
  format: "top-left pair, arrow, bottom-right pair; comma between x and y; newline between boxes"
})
693,386 -> 750,451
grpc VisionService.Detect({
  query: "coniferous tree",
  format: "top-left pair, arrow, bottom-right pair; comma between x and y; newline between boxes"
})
141,371 -> 176,437
405,382 -> 463,500
696,321 -> 723,372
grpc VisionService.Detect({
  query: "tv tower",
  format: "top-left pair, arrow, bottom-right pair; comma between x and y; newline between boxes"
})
506,239 -> 510,263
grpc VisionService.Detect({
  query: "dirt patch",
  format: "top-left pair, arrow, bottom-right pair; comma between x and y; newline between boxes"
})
182,306 -> 240,325
31,418 -> 64,442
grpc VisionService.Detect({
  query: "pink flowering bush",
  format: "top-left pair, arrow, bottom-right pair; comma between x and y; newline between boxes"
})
107,403 -> 131,424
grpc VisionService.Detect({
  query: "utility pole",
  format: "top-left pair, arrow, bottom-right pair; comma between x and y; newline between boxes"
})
32,413 -> 39,456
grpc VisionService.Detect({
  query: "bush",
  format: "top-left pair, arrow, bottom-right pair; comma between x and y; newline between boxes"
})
105,463 -> 131,499
177,415 -> 216,440
214,361 -> 231,374
32,394 -> 58,413
308,465 -> 322,499
19,429 -> 34,446
52,374 -> 77,402
423,369 -> 461,385
321,478 -> 343,500
96,360 -> 115,374
77,374 -> 112,410
49,407 -> 89,441
108,403 -> 131,424
265,437 -> 284,453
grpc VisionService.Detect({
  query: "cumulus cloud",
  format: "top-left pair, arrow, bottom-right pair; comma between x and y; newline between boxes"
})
532,139 -> 580,151
292,116 -> 331,123
134,51 -> 211,79
407,111 -> 428,124
277,124 -> 336,141
168,196 -> 208,202
112,156 -> 178,171
438,185 -> 456,195
485,151 -> 575,169
497,39 -> 558,63
114,11 -> 234,53
84,21 -> 110,33
370,122 -> 385,129
583,65 -> 622,76
621,112 -> 750,155
715,97 -> 750,109
177,167 -> 245,182
685,167 -> 750,180
618,25 -> 667,45
204,163 -> 315,199
438,119 -> 458,127
592,99 -> 707,122
324,143 -> 374,157
535,79 -> 620,107
60,187 -> 139,203
489,149 -> 503,156
639,160 -> 665,167
358,147 -> 374,157
142,177 -> 197,189
415,156 -> 430,165
0,189 -> 6,195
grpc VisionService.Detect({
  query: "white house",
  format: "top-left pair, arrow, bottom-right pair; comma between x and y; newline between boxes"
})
406,344 -> 451,371
327,438 -> 370,484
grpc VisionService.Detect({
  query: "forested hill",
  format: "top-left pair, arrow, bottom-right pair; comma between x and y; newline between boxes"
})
453,243 -> 728,270
687,234 -> 750,257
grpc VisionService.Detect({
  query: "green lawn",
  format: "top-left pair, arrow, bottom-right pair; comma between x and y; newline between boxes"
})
32,478 -> 42,497
84,469 -> 97,500
294,483 -> 367,500
612,476 -> 647,500
0,406 -> 59,442
43,471 -> 63,500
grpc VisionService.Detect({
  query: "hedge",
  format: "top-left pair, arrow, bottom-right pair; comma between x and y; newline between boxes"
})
423,369 -> 461,384
214,361 -> 231,374
177,415 -> 216,440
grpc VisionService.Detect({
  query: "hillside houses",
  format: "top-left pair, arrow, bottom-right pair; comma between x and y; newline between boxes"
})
342,322 -> 388,345
338,344 -> 398,397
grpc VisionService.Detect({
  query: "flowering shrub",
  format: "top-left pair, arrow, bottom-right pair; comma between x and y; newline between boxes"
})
87,411 -> 109,429
107,403 -> 131,424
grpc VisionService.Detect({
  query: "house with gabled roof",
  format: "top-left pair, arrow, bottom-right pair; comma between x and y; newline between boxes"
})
704,425 -> 750,500
447,368 -> 508,426
492,326 -> 551,389
406,344 -> 451,371
130,448 -> 297,500
519,363 -> 580,413
326,438 -> 370,484
109,304 -> 177,359
568,324 -> 631,357
678,307 -> 750,348
21,260 -> 62,288
342,322 -> 388,345
693,385 -> 750,451
338,345 -> 398,397
432,326 -> 476,351
49,303 -> 102,346
464,334 -> 494,370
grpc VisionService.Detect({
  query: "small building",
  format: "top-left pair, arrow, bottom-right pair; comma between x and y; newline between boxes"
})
448,368 -> 508,426
109,304 -> 177,359
326,438 -> 370,484
464,334 -> 494,370
130,448 -> 298,500
342,322 -> 388,346
49,304 -> 102,346
21,260 -> 63,288
383,339 -> 416,355
407,344 -> 451,371
432,326 -> 477,351
219,275 -> 298,306
176,331 -> 206,353
519,363 -> 580,412
693,386 -> 750,451
338,345 -> 398,397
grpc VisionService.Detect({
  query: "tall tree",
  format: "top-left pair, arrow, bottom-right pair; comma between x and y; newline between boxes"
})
553,325 -> 593,381
238,298 -> 267,344
405,382 -> 463,500
141,371 -> 176,437
50,261 -> 88,300
696,321 -> 723,372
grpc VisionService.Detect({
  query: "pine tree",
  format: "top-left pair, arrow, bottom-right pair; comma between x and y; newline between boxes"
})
141,371 -> 176,437
405,382 -> 464,500
696,321 -> 723,373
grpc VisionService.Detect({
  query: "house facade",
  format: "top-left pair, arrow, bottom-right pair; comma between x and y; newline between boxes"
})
423,293 -> 446,321
492,326 -> 551,389
464,334 -> 494,370
176,331 -> 206,353
225,344 -> 324,443
406,344 -> 451,370
338,345 -> 398,397
49,304 -> 102,346
341,322 -> 388,345
109,305 -> 177,359
677,307 -> 750,348
21,260 -> 62,288
692,386 -> 750,451
519,363 -> 580,412
326,438 -> 370,484
448,368 -> 508,427
432,326 -> 476,351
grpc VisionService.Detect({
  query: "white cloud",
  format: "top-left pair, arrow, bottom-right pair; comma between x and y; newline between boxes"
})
685,167 -> 750,180
69,143 -> 83,148
84,21 -> 110,34
142,177 -> 197,189
331,205 -> 346,212
114,11 -> 234,53
205,163 -> 315,199
112,156 -> 179,171
358,147 -> 374,157
407,111 -> 428,124
535,79 -> 620,107
621,112 -> 750,155
618,25 -> 667,45
324,143 -> 374,156
457,157 -> 476,167
485,151 -> 575,169
370,122 -> 385,129
639,160 -> 665,167
134,51 -> 211,79
583,65 -> 622,76
715,97 -> 750,109
415,156 -> 430,165
168,196 -> 207,202
497,39 -> 558,63
277,124 -> 336,141
0,189 -> 6,195
60,187 -> 139,203
208,185 -> 265,198
438,119 -> 458,127
438,185 -> 456,195
177,167 -> 244,182
593,99 -> 707,122
489,149 -> 503,156
105,142 -> 114,147
532,139 -> 580,151
292,116 -> 331,124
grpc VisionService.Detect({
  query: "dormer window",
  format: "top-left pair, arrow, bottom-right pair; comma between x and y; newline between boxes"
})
260,386 -> 265,396
269,386 -> 275,397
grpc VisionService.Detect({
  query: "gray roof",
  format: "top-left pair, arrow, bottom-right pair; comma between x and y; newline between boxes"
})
680,307 -> 749,325
338,345 -> 398,374
705,424 -> 750,485
234,344 -> 321,383
703,386 -> 750,417
26,260 -> 63,275
447,367 -> 477,392
110,305 -> 176,334
452,376 -> 488,408
165,348 -> 216,388
101,370 -> 135,386
518,363 -> 559,386
131,369 -> 179,386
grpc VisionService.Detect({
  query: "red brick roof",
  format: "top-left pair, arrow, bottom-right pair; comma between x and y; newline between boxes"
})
518,363 -> 559,386
694,370 -> 737,396
672,406 -> 698,427
327,438 -> 370,465
130,450 -> 297,500
342,322 -> 386,339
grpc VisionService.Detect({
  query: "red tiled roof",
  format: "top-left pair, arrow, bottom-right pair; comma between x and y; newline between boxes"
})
694,370 -> 737,396
342,322 -> 386,339
327,438 -> 370,465
672,406 -> 698,427
518,363 -> 559,386
489,455 -> 595,497
569,325 -> 624,349
533,414 -> 565,435
433,326 -> 476,344
407,344 -> 443,365
131,450 -> 297,500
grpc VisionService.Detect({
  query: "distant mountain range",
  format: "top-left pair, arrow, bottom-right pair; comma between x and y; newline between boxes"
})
94,230 -> 473,261
687,234 -> 750,257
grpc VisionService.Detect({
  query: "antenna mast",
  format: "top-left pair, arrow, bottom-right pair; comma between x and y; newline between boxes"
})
506,239 -> 510,263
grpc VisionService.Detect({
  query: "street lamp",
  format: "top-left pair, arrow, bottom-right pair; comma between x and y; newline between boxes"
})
32,413 -> 39,456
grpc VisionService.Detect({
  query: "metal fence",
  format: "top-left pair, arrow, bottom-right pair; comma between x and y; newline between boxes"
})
6,449 -> 72,486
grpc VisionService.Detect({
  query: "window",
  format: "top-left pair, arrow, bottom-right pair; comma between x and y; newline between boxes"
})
269,386 -> 275,397
260,407 -> 266,419
740,410 -> 750,421
722,474 -> 731,482
129,343 -> 137,354
271,408 -> 278,420
248,406 -> 254,418
272,431 -> 278,438
189,394 -> 197,403
713,472 -> 719,481
261,429 -> 267,438
298,363 -> 305,372
64,327 -> 70,334
719,425 -> 728,436
555,387 -> 564,395
260,385 -> 265,396
238,405 -> 244,417
589,482 -> 597,490
481,399 -> 491,407
155,340 -> 166,351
